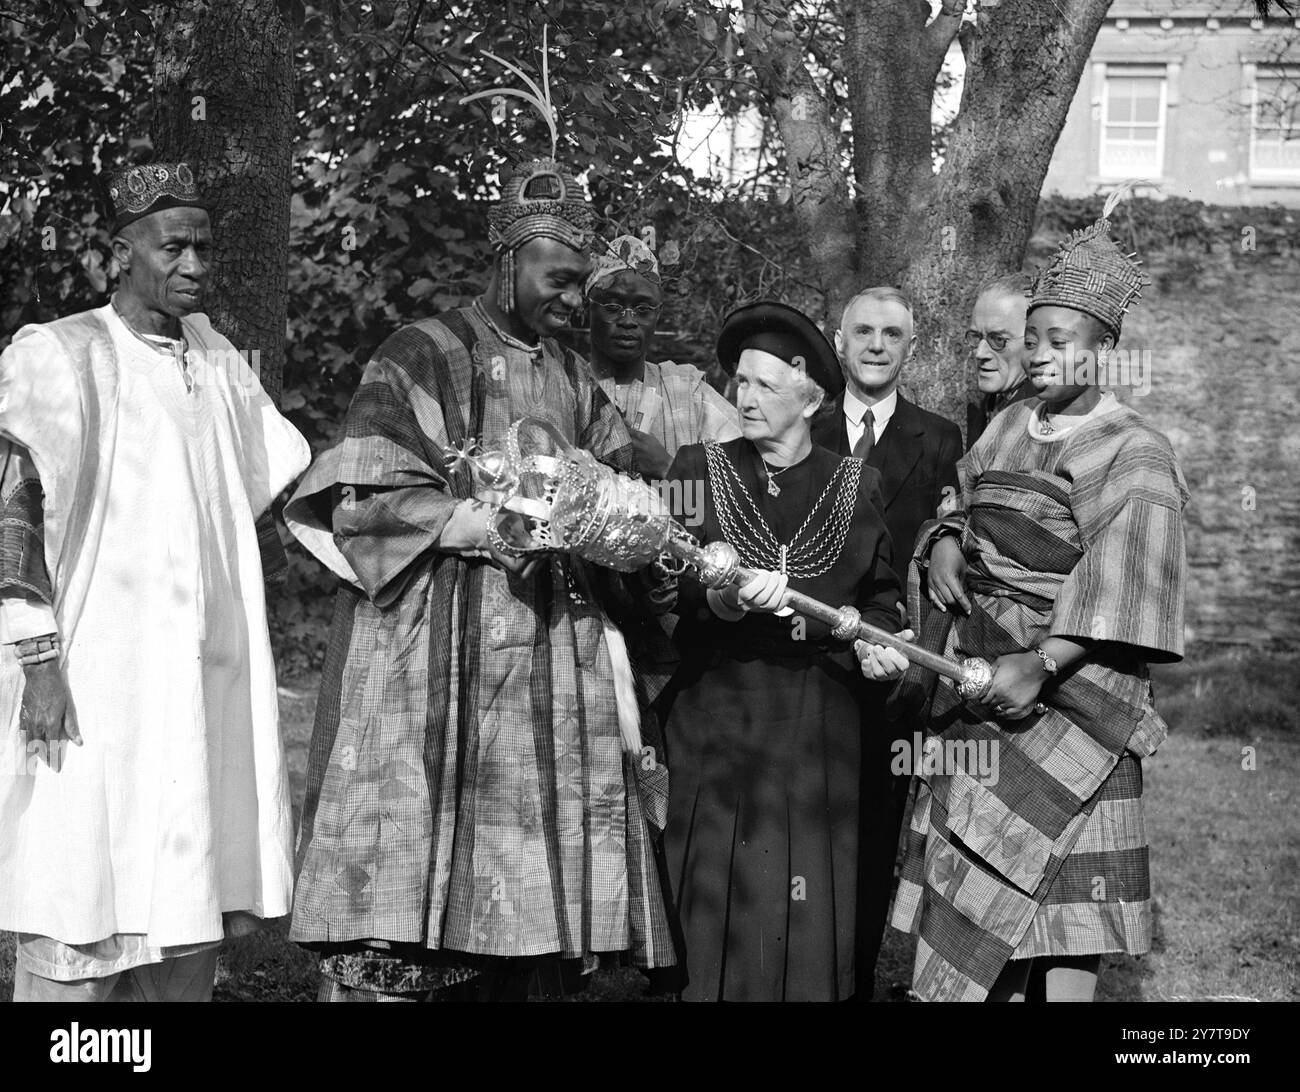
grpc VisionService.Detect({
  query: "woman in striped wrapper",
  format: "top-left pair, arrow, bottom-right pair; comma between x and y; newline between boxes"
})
892,193 -> 1189,1002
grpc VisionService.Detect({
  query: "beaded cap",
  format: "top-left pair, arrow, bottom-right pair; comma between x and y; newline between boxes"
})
1030,183 -> 1149,336
105,162 -> 208,233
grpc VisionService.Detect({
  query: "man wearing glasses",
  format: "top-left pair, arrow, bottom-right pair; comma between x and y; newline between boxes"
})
585,234 -> 740,480
964,272 -> 1036,450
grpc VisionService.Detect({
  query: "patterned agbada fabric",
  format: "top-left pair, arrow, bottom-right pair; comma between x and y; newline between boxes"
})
0,443 -> 51,605
890,398 -> 1188,1001
597,359 -> 741,460
283,305 -> 677,974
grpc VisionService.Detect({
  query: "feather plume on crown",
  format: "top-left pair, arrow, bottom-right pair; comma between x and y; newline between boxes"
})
458,26 -> 593,312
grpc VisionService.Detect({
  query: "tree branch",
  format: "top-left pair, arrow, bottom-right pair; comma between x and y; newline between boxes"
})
382,0 -> 428,93
957,18 -> 975,66
921,3 -> 965,85
705,213 -> 826,296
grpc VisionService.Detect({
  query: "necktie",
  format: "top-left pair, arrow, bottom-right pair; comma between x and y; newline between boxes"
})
852,408 -> 875,460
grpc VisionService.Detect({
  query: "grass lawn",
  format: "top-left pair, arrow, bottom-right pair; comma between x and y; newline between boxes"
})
3,650 -> 1296,1002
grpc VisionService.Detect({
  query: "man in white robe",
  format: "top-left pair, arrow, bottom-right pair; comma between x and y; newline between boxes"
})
0,162 -> 309,1001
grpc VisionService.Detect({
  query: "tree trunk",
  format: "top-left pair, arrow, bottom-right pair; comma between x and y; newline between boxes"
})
842,0 -> 953,290
743,1 -> 858,319
754,0 -> 1112,436
902,0 -> 1114,433
151,0 -> 294,404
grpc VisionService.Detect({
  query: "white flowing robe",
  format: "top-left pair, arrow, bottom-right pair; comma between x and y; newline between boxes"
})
0,304 -> 309,948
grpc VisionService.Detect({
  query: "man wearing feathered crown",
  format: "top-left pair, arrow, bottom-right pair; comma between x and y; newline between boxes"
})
585,233 -> 741,480
283,156 -> 679,1000
890,191 -> 1189,1002
0,162 -> 310,1000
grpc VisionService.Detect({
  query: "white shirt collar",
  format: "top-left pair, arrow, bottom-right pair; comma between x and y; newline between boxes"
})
843,386 -> 898,430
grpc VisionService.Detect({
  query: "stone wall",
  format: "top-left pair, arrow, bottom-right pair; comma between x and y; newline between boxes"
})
1033,202 -> 1300,651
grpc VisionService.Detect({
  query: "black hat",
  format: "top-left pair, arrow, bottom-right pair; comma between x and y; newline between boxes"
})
715,300 -> 844,397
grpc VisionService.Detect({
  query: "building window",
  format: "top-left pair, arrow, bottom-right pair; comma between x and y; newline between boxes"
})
1100,65 -> 1167,179
1251,67 -> 1300,181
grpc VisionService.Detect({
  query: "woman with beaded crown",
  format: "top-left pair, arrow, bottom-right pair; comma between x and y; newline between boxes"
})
891,185 -> 1189,1002
655,300 -> 908,1002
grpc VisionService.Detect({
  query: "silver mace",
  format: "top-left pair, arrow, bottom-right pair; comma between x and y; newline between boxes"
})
666,538 -> 995,702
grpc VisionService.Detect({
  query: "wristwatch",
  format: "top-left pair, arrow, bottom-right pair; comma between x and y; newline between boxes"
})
1033,647 -> 1059,676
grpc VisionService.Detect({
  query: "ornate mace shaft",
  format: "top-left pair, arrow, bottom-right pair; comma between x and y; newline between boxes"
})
444,416 -> 994,703
669,538 -> 994,701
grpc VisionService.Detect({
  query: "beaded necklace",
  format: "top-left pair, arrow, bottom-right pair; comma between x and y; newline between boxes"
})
705,443 -> 860,578
472,297 -> 543,355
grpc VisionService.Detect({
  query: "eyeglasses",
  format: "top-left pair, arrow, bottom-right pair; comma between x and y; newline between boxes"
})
591,301 -> 662,321
964,329 -> 1019,352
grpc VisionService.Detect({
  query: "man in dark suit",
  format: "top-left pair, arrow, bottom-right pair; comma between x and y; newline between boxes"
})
811,285 -> 961,1001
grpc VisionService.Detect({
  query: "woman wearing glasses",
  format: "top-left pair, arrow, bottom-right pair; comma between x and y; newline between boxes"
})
964,272 -> 1036,449
585,235 -> 740,480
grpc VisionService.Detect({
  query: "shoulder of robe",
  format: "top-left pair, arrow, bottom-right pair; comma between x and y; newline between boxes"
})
650,359 -> 705,383
0,308 -> 108,393
4,307 -> 105,356
400,314 -> 468,357
1096,404 -> 1188,501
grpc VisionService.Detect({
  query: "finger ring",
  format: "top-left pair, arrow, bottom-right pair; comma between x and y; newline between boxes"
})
1034,702 -> 1047,714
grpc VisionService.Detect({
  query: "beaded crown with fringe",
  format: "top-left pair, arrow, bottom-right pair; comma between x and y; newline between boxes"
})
1030,181 -> 1150,336
486,158 -> 594,254
461,27 -> 593,312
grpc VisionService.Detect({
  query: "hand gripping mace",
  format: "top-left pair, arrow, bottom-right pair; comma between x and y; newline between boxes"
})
446,418 -> 995,703
673,538 -> 993,701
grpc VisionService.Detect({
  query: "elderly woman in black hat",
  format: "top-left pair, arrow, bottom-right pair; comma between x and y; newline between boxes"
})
656,301 -> 908,1002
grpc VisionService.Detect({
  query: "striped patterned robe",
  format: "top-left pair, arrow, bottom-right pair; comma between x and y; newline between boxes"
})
890,397 -> 1188,1001
596,359 -> 741,460
284,305 -> 677,976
